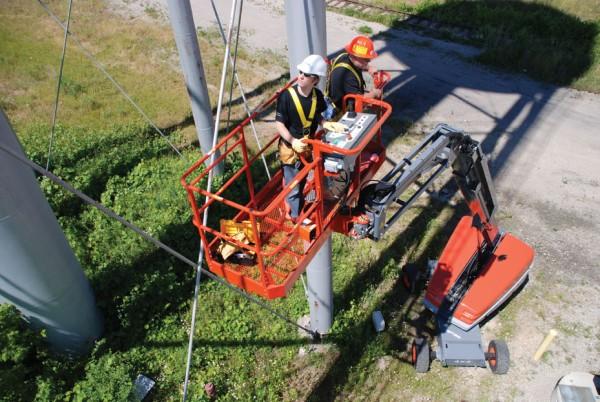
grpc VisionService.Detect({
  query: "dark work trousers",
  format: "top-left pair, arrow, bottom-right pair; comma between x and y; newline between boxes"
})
282,160 -> 305,219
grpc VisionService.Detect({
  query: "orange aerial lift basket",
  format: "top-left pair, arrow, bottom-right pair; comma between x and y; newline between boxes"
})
181,82 -> 392,299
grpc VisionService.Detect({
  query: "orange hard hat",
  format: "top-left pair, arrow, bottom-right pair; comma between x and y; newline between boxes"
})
345,35 -> 378,59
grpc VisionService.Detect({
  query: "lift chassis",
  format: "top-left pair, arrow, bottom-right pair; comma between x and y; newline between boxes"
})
350,124 -> 534,374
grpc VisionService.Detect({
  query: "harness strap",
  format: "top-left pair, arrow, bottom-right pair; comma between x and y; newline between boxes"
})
332,63 -> 362,88
326,53 -> 364,105
288,86 -> 317,130
326,53 -> 345,97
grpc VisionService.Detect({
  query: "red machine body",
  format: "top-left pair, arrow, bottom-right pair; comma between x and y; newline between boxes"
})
424,215 -> 534,330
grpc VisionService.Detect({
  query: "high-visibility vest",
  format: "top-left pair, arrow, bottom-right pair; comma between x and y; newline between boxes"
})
288,86 -> 317,135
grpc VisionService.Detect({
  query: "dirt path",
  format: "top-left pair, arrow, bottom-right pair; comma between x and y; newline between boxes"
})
110,0 -> 600,399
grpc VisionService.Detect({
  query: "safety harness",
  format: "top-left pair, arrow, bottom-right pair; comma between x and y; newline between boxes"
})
330,53 -> 363,89
279,86 -> 317,164
288,86 -> 317,135
325,53 -> 365,116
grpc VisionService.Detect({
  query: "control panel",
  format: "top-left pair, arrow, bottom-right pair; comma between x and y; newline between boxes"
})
322,112 -> 377,174
322,112 -> 377,201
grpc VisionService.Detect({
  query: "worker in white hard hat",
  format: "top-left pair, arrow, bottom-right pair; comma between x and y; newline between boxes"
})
275,54 -> 328,223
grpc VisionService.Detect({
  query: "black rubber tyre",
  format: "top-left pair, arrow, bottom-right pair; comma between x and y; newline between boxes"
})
402,263 -> 419,293
412,338 -> 430,373
488,339 -> 510,374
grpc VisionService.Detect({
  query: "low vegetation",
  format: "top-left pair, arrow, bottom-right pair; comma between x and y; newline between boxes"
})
0,1 -> 286,136
2,118 -> 464,400
339,0 -> 600,92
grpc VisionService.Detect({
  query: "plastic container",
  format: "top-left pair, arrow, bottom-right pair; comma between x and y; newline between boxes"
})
372,310 -> 385,332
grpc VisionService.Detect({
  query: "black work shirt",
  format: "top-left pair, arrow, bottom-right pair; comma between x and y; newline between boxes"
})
276,85 -> 326,141
327,53 -> 366,108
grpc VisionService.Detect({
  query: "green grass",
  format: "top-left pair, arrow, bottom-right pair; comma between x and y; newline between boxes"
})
1,118 -> 478,401
144,5 -> 161,19
6,122 -> 309,401
0,1 -> 286,137
333,0 -> 600,92
9,120 -> 451,400
0,1 -> 291,400
0,1 -> 189,132
358,25 -> 374,35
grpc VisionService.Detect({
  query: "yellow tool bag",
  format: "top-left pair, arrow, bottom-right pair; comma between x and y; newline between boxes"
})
278,139 -> 297,164
220,219 -> 260,243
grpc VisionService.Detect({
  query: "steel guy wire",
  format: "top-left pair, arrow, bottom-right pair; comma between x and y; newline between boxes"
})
36,0 -> 184,159
0,142 -> 317,343
225,0 -> 243,136
46,0 -> 73,171
209,0 -> 271,180
183,1 -> 236,399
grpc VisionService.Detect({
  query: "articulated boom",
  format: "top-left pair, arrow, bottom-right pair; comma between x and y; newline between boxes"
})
350,124 -> 498,241
395,130 -> 535,375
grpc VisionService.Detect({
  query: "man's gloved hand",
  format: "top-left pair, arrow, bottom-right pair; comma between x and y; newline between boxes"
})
292,138 -> 309,153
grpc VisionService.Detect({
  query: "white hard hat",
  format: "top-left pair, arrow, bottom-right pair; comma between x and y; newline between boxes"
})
297,54 -> 328,77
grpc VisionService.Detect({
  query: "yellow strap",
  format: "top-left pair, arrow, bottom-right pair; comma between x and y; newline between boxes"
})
288,87 -> 317,129
332,52 -> 346,67
331,62 -> 362,88
331,52 -> 347,68
326,53 -> 345,97
326,53 -> 363,97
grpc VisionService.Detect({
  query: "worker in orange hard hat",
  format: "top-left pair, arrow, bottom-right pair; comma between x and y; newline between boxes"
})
326,35 -> 382,117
